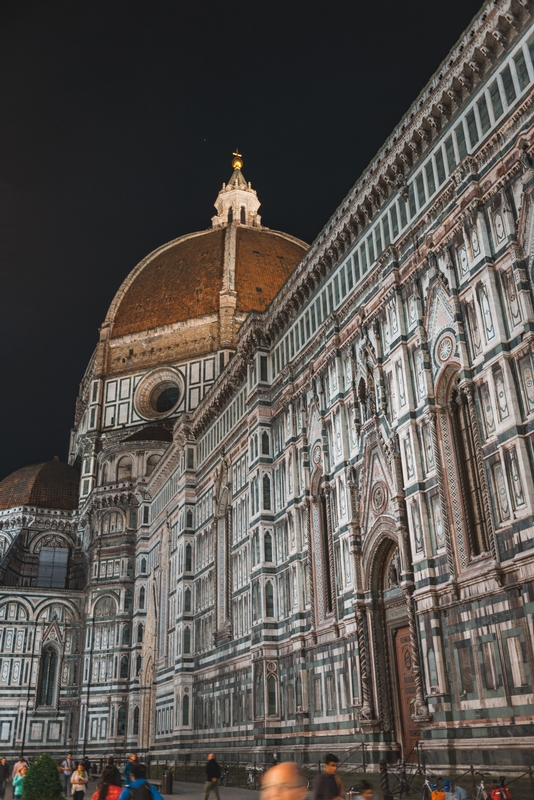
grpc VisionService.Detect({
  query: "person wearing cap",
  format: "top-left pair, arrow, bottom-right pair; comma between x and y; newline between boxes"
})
351,781 -> 375,800
443,780 -> 467,800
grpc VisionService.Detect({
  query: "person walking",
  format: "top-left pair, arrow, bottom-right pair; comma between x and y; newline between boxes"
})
203,754 -> 221,800
12,765 -> 27,800
312,755 -> 344,800
103,759 -> 122,788
81,757 -> 92,777
118,764 -> 163,800
71,762 -> 89,800
0,757 -> 9,800
11,758 -> 26,782
60,753 -> 75,796
123,755 -> 138,788
92,765 -> 122,800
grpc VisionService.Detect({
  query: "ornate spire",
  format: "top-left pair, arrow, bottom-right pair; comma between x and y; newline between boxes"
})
212,152 -> 262,228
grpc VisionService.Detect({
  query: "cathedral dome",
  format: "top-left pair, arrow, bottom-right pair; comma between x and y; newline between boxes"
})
0,458 -> 79,511
108,224 -> 306,340
98,157 -> 308,375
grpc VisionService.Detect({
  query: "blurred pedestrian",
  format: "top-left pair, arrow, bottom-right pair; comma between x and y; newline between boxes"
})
71,762 -> 89,800
12,765 -> 27,800
203,754 -> 221,800
60,752 -> 75,796
11,758 -> 26,781
118,764 -> 163,800
103,759 -> 122,788
352,781 -> 375,800
312,755 -> 344,800
260,762 -> 308,800
0,757 -> 9,800
92,765 -> 122,800
123,755 -> 138,788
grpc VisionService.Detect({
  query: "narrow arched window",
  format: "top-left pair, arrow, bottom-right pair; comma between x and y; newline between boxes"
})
264,532 -> 272,562
255,665 -> 264,718
228,208 -> 233,223
136,655 -> 142,675
122,625 -> 130,645
140,558 -> 147,574
117,706 -> 127,736
146,454 -> 161,477
268,674 -> 277,715
263,475 -> 271,510
125,589 -> 133,613
184,627 -> 191,654
38,646 -> 58,706
182,693 -> 190,725
184,588 -> 191,613
139,587 -> 145,610
186,510 -> 193,529
120,656 -> 129,679
102,511 -> 123,534
265,582 -> 274,617
240,206 -> 246,224
185,544 -> 192,572
262,432 -> 270,455
137,624 -> 144,643
133,706 -> 140,735
117,456 -> 132,482
100,463 -> 108,485
427,647 -> 438,689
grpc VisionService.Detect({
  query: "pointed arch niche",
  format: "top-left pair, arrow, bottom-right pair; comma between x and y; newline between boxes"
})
309,460 -> 336,625
435,363 -> 495,571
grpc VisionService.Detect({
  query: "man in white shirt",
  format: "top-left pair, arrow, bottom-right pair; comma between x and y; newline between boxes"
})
60,753 -> 74,795
443,780 -> 467,800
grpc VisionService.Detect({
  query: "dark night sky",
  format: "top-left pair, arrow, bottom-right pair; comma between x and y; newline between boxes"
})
0,0 -> 483,480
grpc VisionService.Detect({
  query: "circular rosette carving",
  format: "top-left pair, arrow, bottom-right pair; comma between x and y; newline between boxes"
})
371,481 -> 387,514
436,334 -> 454,364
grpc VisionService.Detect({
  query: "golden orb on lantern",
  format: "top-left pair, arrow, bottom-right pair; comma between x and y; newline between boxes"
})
232,150 -> 243,170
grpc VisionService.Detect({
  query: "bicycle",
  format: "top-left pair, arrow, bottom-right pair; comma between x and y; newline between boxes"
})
247,765 -> 264,790
420,773 -> 442,800
220,767 -> 229,787
470,772 -> 489,800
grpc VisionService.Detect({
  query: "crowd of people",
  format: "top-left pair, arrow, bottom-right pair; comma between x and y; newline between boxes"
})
0,749 -> 514,800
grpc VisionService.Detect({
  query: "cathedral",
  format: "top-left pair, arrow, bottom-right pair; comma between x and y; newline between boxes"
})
3,0 -> 534,772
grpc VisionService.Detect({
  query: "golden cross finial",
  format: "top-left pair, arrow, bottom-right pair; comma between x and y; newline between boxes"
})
232,150 -> 243,170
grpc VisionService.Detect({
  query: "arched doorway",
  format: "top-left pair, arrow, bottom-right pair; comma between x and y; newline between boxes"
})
368,534 -> 423,761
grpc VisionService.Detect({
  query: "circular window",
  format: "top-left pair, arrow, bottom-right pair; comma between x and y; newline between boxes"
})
150,382 -> 180,413
134,368 -> 184,420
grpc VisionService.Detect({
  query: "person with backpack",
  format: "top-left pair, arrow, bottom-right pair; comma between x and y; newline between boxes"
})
60,753 -> 75,796
118,764 -> 163,800
92,765 -> 123,800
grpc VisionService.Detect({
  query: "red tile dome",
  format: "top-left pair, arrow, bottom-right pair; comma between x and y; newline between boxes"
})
0,459 -> 79,511
107,225 -> 307,340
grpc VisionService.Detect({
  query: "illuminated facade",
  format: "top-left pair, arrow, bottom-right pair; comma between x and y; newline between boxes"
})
3,0 -> 534,769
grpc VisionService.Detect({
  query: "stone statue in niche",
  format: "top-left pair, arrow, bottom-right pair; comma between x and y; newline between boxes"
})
386,549 -> 401,589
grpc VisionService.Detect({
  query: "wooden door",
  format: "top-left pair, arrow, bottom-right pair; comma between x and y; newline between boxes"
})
394,626 -> 420,761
